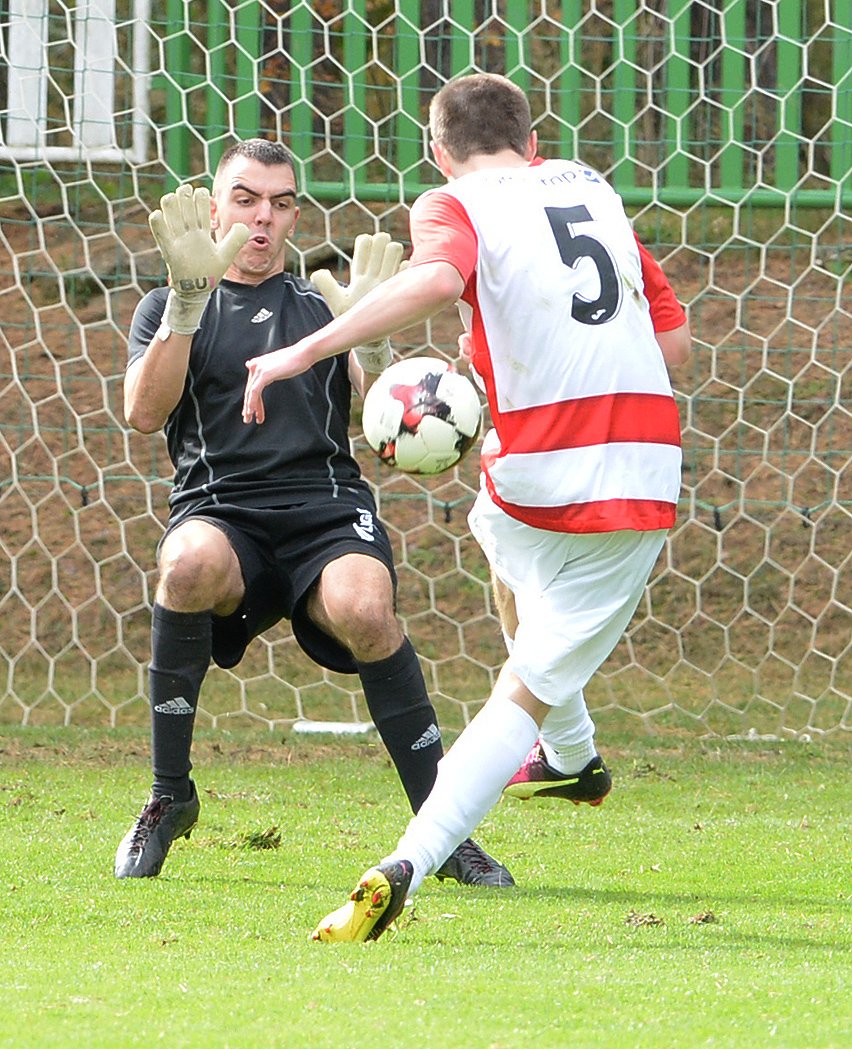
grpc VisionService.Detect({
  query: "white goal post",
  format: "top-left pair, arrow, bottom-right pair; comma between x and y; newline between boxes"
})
0,1 -> 848,740
0,0 -> 150,162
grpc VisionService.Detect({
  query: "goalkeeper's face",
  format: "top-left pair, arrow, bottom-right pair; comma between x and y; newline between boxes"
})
211,157 -> 299,284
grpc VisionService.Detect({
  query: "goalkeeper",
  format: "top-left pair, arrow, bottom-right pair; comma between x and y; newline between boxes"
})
115,138 -> 513,889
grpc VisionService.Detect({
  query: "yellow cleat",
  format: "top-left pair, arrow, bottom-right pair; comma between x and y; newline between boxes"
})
312,860 -> 413,943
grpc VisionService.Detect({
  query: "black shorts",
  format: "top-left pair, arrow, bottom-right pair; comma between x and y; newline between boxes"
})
162,487 -> 396,674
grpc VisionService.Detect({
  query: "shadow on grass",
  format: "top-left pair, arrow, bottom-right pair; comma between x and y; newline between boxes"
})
523,883 -> 847,912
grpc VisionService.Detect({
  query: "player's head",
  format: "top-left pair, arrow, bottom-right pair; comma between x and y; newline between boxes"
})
213,138 -> 299,195
210,138 -> 300,285
429,73 -> 533,165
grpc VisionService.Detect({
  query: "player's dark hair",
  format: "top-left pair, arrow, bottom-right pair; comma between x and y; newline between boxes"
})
214,138 -> 298,191
430,73 -> 531,163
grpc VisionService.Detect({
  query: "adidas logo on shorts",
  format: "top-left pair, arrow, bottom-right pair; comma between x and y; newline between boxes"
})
153,696 -> 194,715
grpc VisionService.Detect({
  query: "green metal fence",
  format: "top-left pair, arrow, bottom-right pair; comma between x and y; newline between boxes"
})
155,0 -> 852,207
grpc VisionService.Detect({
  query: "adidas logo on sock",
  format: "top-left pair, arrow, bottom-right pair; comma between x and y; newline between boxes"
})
411,723 -> 441,750
153,696 -> 195,715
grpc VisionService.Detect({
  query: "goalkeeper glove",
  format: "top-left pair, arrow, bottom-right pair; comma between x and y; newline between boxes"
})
149,184 -> 250,336
310,231 -> 404,373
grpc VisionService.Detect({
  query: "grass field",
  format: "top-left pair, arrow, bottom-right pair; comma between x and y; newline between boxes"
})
1,726 -> 849,1049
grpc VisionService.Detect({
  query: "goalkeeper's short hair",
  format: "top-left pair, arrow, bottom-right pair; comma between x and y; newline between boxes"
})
214,138 -> 298,192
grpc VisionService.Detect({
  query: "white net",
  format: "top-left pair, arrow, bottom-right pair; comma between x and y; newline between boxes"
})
0,1 -> 849,738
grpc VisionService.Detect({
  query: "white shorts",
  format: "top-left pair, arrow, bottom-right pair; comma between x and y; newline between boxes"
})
469,489 -> 667,706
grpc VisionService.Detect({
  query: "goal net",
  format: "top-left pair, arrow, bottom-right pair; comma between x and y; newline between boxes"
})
1,0 -> 849,739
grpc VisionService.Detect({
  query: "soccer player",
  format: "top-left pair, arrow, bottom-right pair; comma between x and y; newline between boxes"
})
241,75 -> 692,941
114,137 -> 513,889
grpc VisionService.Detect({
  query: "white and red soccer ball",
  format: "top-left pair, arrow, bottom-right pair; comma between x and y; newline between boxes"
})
362,357 -> 482,475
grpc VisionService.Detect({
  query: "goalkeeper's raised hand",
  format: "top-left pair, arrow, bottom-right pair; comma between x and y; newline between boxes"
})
310,232 -> 405,373
149,184 -> 250,336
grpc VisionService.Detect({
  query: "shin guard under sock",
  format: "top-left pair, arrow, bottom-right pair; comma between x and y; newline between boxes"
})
149,604 -> 211,801
356,637 -> 442,812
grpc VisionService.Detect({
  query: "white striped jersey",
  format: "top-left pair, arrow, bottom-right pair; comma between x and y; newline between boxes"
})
409,158 -> 685,534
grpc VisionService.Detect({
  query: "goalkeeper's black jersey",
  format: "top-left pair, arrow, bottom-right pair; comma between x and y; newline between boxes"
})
128,272 -> 365,524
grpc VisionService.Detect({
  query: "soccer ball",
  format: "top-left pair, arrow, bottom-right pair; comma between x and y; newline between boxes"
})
361,357 -> 482,475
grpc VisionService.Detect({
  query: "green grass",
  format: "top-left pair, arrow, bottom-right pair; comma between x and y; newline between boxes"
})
1,728 -> 849,1049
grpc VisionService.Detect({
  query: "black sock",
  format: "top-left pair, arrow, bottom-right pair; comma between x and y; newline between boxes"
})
356,637 -> 443,813
149,604 -> 211,801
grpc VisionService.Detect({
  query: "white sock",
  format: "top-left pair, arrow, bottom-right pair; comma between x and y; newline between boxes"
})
540,736 -> 597,773
382,694 -> 539,893
539,693 -> 597,773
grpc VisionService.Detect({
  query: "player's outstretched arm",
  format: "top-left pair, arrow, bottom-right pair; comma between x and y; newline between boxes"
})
243,260 -> 464,425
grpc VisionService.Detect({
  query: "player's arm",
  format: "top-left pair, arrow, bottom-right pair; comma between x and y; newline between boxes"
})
245,192 -> 474,421
124,330 -> 194,433
635,235 -> 692,367
125,184 -> 249,433
243,260 -> 464,424
655,321 -> 691,367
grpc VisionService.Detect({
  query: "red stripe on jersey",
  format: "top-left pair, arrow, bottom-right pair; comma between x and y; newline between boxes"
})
495,392 -> 682,453
482,471 -> 677,533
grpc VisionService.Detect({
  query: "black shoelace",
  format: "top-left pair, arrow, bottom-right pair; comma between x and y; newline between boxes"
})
451,838 -> 493,872
128,796 -> 171,847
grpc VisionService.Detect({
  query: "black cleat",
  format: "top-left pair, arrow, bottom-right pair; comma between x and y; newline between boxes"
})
503,745 -> 612,804
114,781 -> 200,879
435,837 -> 515,887
312,859 -> 414,942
